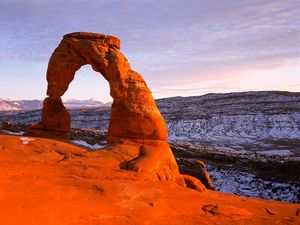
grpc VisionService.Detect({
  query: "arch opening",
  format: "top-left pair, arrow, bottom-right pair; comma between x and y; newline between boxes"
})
63,65 -> 112,104
64,65 -> 112,136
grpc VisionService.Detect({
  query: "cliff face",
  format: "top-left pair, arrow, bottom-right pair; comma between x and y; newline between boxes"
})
157,91 -> 300,145
0,134 -> 299,225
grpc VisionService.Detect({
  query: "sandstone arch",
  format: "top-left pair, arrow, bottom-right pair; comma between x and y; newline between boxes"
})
27,32 -> 209,190
32,32 -> 168,140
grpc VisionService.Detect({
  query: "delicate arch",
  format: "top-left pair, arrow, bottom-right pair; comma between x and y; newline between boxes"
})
35,32 -> 168,141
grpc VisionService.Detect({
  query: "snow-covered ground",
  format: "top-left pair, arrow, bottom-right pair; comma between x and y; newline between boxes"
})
207,165 -> 299,203
20,137 -> 35,145
2,130 -> 25,136
167,113 -> 300,141
157,91 -> 300,156
256,149 -> 293,156
71,140 -> 106,150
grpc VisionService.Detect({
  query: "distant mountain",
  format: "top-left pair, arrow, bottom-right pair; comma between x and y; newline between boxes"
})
0,99 -> 42,111
63,99 -> 111,109
0,98 -> 111,111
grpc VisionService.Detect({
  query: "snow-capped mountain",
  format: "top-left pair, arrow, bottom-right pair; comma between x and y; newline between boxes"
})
0,99 -> 19,111
0,99 -> 42,111
0,98 -> 111,111
63,99 -> 111,109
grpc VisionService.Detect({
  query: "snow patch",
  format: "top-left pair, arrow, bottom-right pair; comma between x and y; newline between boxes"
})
72,140 -> 105,150
20,137 -> 35,145
256,150 -> 293,156
207,165 -> 300,203
2,130 -> 24,136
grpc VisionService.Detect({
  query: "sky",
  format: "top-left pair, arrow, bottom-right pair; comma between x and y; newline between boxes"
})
0,0 -> 299,102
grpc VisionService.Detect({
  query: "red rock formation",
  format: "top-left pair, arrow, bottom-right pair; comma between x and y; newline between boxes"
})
30,32 -> 167,141
27,32 -> 204,189
1,134 -> 299,225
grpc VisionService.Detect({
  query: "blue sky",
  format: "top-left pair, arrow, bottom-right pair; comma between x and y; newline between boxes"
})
0,0 -> 299,102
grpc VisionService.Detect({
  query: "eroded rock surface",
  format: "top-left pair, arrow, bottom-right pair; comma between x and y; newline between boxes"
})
1,134 -> 299,225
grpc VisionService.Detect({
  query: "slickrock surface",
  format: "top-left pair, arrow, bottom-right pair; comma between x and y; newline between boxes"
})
0,134 -> 299,225
29,32 -> 167,141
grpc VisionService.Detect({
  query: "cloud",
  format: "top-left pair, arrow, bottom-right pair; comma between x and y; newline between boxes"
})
0,0 -> 299,100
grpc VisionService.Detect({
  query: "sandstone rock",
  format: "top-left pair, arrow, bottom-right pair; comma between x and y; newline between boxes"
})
183,174 -> 207,192
177,158 -> 215,190
110,137 -> 186,186
26,32 -> 206,191
41,97 -> 71,132
32,32 -> 167,141
1,134 -> 299,225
